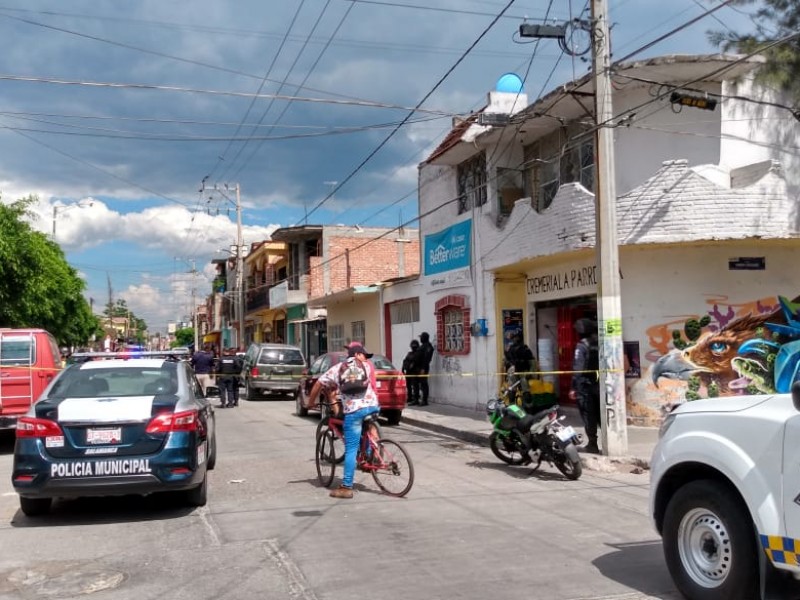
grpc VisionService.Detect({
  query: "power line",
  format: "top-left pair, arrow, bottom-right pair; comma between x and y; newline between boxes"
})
0,73 -> 457,116
208,0 -> 308,181
303,0 -> 519,224
344,0 -> 560,20
227,0 -> 355,181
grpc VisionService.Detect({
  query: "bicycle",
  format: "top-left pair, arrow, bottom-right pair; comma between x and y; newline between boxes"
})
315,400 -> 414,497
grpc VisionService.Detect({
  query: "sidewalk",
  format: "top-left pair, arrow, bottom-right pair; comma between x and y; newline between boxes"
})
400,401 -> 658,470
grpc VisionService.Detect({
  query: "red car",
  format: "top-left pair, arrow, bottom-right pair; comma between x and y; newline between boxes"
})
296,352 -> 407,425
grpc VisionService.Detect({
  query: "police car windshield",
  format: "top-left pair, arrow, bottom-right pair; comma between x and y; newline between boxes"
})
49,363 -> 179,398
258,349 -> 305,366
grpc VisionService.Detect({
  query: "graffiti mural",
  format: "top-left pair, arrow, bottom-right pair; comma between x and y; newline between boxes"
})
651,295 -> 800,400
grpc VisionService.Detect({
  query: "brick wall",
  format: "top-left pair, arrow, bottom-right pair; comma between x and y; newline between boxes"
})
307,231 -> 420,302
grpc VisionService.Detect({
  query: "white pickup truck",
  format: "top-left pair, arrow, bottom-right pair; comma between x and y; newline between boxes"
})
650,382 -> 800,600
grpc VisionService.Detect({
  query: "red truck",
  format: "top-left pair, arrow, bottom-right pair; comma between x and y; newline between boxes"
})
0,329 -> 62,429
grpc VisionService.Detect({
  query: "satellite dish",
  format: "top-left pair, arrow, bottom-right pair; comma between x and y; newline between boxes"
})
496,73 -> 523,94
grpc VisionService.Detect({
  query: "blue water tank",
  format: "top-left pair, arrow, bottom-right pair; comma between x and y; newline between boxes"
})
496,73 -> 523,94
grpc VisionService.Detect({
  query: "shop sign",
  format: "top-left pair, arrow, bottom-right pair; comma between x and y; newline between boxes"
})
526,263 -> 597,301
429,267 -> 471,290
424,219 -> 471,276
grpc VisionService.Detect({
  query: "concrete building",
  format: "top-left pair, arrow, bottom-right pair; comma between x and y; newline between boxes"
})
272,225 -> 420,364
415,54 -> 800,424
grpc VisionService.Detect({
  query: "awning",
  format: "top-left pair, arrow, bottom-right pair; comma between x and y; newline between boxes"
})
289,317 -> 327,325
202,332 -> 221,343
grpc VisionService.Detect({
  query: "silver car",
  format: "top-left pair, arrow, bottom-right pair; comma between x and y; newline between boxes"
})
242,343 -> 306,400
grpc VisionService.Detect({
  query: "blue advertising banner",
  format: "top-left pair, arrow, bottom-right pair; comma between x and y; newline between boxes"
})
424,219 -> 472,276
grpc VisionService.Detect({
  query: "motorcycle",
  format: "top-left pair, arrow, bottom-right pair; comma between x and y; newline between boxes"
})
486,371 -> 583,480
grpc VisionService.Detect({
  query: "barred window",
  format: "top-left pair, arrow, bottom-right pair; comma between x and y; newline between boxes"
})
351,320 -> 365,344
443,309 -> 465,353
329,324 -> 345,352
457,152 -> 487,214
389,299 -> 419,324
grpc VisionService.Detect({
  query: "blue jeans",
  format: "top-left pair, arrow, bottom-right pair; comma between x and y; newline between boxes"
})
342,406 -> 380,488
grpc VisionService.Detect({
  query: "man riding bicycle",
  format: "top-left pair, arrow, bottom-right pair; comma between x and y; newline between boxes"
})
307,342 -> 380,499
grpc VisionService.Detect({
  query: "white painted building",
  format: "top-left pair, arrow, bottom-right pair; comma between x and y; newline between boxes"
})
414,54 -> 800,424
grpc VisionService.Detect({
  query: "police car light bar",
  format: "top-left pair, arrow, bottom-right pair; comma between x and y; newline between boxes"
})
70,350 -> 191,361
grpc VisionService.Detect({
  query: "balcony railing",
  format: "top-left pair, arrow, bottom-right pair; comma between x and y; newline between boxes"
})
246,288 -> 270,312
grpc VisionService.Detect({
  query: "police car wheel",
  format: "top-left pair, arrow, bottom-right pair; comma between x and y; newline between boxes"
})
663,479 -> 758,600
20,496 -> 52,517
185,474 -> 208,507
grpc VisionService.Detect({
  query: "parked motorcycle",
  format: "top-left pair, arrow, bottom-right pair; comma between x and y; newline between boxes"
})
486,375 -> 583,480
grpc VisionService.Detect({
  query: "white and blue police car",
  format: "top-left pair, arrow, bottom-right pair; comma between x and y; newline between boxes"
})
12,350 -> 217,516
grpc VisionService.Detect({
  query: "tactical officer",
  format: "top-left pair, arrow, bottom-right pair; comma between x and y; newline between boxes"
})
216,347 -> 243,408
568,318 -> 600,454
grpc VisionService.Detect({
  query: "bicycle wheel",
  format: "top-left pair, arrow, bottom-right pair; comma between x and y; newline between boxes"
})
370,438 -> 414,497
315,428 -> 337,488
316,415 -> 345,464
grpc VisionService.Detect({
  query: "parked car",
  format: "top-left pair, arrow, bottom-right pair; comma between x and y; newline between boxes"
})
242,343 -> 306,400
0,328 -> 63,430
296,352 -> 407,425
650,384 -> 800,600
11,349 -> 217,516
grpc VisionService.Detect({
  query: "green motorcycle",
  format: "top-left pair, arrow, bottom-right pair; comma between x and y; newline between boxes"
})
486,376 -> 583,480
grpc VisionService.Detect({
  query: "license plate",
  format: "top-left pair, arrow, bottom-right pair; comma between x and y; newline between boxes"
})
270,374 -> 291,380
86,427 -> 122,444
555,426 -> 576,442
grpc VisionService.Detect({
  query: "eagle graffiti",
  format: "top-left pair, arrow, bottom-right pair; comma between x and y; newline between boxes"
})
652,295 -> 800,398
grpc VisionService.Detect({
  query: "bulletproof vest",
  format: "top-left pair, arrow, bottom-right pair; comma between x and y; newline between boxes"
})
218,356 -> 241,375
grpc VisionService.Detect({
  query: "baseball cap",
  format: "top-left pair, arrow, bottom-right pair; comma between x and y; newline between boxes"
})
345,342 -> 373,359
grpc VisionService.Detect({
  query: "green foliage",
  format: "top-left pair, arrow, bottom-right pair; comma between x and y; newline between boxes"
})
173,327 -> 194,347
709,0 -> 800,100
707,380 -> 720,398
0,195 -> 99,346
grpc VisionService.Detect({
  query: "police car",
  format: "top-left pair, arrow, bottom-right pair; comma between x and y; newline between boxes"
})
650,382 -> 800,600
11,350 -> 217,516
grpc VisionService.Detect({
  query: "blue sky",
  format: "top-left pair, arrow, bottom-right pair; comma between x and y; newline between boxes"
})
0,0 -> 757,333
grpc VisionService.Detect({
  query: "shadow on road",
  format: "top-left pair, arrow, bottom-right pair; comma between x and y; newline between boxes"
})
466,459 -> 575,481
9,493 -> 196,528
592,540 -> 680,599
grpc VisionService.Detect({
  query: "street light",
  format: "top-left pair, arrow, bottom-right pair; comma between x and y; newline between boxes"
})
52,200 -> 92,240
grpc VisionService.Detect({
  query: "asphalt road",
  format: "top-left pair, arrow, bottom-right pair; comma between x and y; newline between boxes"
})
0,400 -> 680,600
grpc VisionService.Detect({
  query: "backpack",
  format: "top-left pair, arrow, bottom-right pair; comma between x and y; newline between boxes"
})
338,357 -> 369,394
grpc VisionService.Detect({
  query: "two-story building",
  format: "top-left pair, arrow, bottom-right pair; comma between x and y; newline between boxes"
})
416,54 -> 800,424
271,225 -> 420,364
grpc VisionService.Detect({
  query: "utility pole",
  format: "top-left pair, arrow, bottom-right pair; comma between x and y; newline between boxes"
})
235,183 -> 245,351
190,259 -> 199,351
591,0 -> 627,455
204,180 -> 245,350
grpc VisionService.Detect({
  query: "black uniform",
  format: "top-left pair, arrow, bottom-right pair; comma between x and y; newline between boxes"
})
217,353 -> 243,407
418,332 -> 434,406
402,341 -> 423,405
571,319 -> 600,451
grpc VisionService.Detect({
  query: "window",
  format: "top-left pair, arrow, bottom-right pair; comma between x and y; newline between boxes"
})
443,310 -> 465,353
389,299 -> 419,324
329,324 -> 345,352
457,152 -> 487,214
351,320 -> 365,344
0,336 -> 35,366
523,124 -> 595,214
496,167 -> 524,218
434,294 -> 470,356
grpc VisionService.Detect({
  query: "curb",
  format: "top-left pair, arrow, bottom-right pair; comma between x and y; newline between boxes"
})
400,411 -> 652,472
399,414 -> 490,447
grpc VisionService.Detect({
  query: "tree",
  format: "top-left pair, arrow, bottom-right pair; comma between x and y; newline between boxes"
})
101,298 -> 148,344
172,327 -> 194,348
0,195 -> 100,346
710,1 -> 800,99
